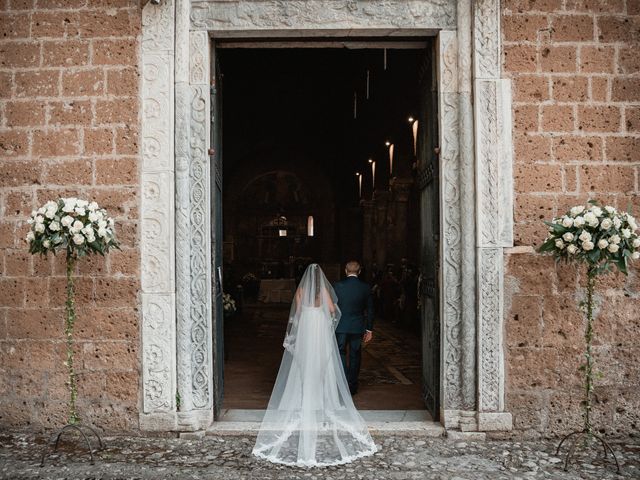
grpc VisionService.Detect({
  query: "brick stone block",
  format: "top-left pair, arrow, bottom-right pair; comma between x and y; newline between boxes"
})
14,70 -> 60,98
579,46 -> 614,73
0,12 -> 31,38
76,371 -> 106,400
507,347 -> 558,389
3,248 -> 30,275
514,163 -> 563,193
503,1 -> 561,13
94,278 -> 138,307
5,100 -> 47,127
541,295 -> 584,348
115,220 -> 138,248
552,76 -> 588,102
24,277 -> 49,307
31,10 -> 79,38
33,129 -> 81,157
618,47 -> 640,74
626,106 -> 640,132
0,222 -> 16,249
502,14 -> 548,42
505,392 -> 546,432
513,75 -> 549,102
0,72 -> 12,98
0,131 -> 29,158
6,308 -> 64,340
74,307 -> 138,340
597,16 -> 640,43
505,253 -> 557,296
506,294 -> 544,348
115,125 -> 139,155
78,10 -> 134,38
49,100 -> 92,125
579,165 -> 635,193
43,158 -> 92,185
4,190 -> 33,218
95,157 -> 137,185
578,106 -> 621,133
612,78 -> 640,102
566,0 -> 625,13
553,136 -> 602,162
605,137 -> 640,162
85,187 -> 137,218
0,41 -> 40,68
93,39 -> 137,66
108,247 -> 139,276
504,45 -> 537,73
514,134 -> 552,162
84,127 -> 114,155
513,105 -> 539,133
540,46 -> 576,73
49,276 -> 94,307
62,68 -> 105,96
106,68 -> 138,96
0,341 -> 62,372
42,39 -> 89,67
541,105 -> 574,132
550,15 -> 594,42
77,252 -> 108,276
104,371 -> 138,403
589,77 -> 609,102
81,341 -> 137,371
96,97 -> 138,126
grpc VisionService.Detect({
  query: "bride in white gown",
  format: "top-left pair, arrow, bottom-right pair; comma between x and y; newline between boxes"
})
252,264 -> 378,467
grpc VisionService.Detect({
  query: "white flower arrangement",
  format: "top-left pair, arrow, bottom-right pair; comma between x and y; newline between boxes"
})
26,197 -> 119,256
223,292 -> 237,317
539,200 -> 639,274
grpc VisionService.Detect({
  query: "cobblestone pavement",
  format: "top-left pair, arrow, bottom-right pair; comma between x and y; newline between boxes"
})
1,432 -> 638,479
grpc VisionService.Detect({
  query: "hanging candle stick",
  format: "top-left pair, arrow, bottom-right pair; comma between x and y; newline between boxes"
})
411,118 -> 419,156
356,172 -> 362,198
353,91 -> 357,119
366,70 -> 370,100
369,159 -> 375,191
383,48 -> 387,70
388,143 -> 395,177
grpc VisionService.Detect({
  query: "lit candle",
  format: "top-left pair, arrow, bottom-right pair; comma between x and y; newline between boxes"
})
388,144 -> 394,177
412,120 -> 419,156
356,172 -> 362,198
369,159 -> 376,190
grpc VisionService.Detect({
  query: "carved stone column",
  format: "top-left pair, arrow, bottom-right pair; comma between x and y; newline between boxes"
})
473,0 -> 513,432
140,0 -> 178,430
389,178 -> 413,264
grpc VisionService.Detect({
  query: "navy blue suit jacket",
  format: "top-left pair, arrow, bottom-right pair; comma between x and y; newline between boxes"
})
333,276 -> 374,334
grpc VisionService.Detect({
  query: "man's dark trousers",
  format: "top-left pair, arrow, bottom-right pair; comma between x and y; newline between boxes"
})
333,275 -> 374,395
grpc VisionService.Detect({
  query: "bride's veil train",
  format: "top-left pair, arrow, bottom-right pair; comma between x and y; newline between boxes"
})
252,264 -> 378,467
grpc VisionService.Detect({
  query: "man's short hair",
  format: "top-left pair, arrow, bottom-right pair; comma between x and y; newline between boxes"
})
345,261 -> 361,274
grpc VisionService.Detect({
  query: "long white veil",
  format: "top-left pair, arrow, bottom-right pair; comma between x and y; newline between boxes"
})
252,264 -> 378,467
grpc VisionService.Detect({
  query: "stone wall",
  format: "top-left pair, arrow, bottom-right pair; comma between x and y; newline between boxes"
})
502,0 -> 640,438
0,0 -> 141,432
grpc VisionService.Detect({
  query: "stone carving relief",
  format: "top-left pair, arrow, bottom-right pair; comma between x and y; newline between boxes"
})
190,0 -> 456,31
473,0 -> 500,79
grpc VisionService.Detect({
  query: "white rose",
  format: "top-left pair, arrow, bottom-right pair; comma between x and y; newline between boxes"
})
27,218 -> 34,225
570,205 -> 585,216
107,217 -> 114,228
26,231 -> 35,242
584,212 -> 599,227
61,215 -> 74,228
582,241 -> 595,251
562,232 -> 574,242
35,223 -> 45,233
555,239 -> 565,249
88,211 -> 100,222
614,217 -> 622,229
600,218 -> 613,230
591,206 -> 603,217
76,199 -> 88,208
43,239 -> 50,248
30,210 -> 37,217
622,228 -> 632,238
567,244 -> 578,254
632,252 -> 640,260
605,206 -> 615,214
48,221 -> 60,231
97,227 -> 107,238
562,216 -> 574,228
37,206 -> 46,215
597,239 -> 609,249
633,238 -> 640,248
579,231 -> 592,242
608,243 -> 619,253
71,220 -> 84,233
98,220 -> 107,229
88,201 -> 99,211
86,234 -> 96,243
35,215 -> 44,224
574,216 -> 586,228
74,207 -> 86,216
629,218 -> 638,231
45,207 -> 57,219
610,234 -> 621,244
72,234 -> 85,245
62,198 -> 77,213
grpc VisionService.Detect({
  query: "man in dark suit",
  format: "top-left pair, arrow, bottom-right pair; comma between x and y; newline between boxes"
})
333,260 -> 374,395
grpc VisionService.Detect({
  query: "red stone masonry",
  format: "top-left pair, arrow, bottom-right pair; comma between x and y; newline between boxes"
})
0,0 -> 142,432
502,0 -> 640,438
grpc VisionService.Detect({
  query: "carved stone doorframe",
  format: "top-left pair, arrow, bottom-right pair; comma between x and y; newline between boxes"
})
139,0 -> 513,433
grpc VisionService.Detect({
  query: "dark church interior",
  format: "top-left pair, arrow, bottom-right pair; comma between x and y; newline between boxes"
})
218,44 -> 434,411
